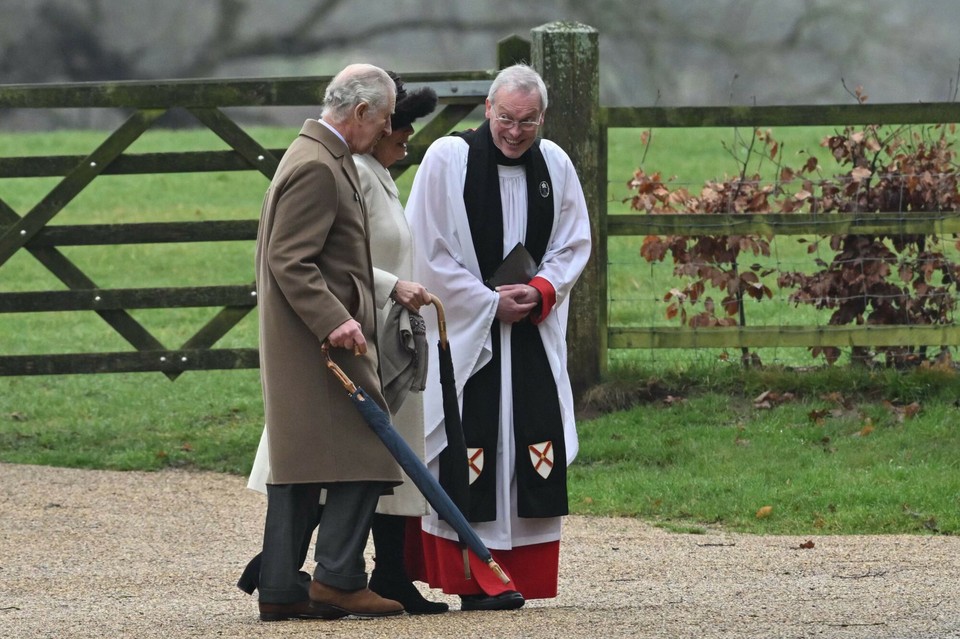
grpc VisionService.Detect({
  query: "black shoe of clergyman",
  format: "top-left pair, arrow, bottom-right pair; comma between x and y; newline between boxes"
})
459,590 -> 525,611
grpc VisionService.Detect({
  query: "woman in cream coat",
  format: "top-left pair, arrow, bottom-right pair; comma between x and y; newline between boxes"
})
242,75 -> 444,614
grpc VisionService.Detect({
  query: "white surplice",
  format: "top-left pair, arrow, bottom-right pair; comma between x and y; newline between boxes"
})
405,135 -> 591,550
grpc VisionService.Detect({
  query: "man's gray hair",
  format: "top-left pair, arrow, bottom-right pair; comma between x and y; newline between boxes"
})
487,64 -> 548,111
321,64 -> 394,121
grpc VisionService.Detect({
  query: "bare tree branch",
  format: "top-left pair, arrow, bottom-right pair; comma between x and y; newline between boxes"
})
232,17 -> 536,58
180,0 -> 528,77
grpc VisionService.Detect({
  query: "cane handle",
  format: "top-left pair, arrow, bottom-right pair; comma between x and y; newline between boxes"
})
320,341 -> 358,394
427,294 -> 449,349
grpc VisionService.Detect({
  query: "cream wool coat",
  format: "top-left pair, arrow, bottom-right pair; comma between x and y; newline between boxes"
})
254,119 -> 401,487
357,153 -> 429,516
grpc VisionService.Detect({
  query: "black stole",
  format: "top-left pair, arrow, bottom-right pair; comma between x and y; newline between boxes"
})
449,120 -> 568,522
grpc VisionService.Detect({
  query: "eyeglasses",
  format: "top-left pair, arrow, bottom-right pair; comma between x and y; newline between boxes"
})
492,108 -> 542,132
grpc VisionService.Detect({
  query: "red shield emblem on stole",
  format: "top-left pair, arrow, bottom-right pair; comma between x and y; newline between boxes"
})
467,447 -> 484,485
528,440 -> 554,479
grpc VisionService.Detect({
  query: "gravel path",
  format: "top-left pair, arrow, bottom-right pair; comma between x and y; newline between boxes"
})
1,462 -> 958,638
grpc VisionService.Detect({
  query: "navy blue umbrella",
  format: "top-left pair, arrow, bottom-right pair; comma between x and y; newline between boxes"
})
322,343 -> 510,586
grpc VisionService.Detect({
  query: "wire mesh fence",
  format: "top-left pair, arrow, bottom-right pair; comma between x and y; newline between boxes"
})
605,167 -> 960,372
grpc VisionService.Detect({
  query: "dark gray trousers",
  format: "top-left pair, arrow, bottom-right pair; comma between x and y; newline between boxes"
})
257,481 -> 386,604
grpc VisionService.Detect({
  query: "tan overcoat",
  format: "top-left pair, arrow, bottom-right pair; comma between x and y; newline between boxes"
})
255,119 -> 402,487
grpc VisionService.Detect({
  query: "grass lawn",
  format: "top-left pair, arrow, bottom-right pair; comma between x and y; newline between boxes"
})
575,363 -> 960,535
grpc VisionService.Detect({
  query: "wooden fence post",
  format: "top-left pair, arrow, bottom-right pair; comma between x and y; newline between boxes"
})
497,35 -> 532,69
531,22 -> 603,399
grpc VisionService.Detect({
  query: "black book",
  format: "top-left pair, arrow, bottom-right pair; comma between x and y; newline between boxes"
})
484,242 -> 537,289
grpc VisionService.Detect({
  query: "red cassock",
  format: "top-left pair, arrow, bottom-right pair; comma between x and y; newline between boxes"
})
405,518 -> 560,599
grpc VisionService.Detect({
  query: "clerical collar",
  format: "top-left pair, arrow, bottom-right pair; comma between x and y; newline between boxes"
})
494,145 -> 528,166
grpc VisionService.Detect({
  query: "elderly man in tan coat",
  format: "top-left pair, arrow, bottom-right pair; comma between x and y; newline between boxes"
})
252,63 -> 404,621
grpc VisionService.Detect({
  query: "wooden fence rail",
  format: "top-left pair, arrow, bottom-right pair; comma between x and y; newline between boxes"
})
607,212 -> 960,238
605,103 -> 960,128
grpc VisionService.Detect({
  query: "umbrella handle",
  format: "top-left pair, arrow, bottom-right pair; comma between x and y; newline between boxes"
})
426,294 -> 449,349
320,341 -> 358,394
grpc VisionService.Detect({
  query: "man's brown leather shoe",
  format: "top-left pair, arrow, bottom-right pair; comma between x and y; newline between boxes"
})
258,599 -> 347,622
309,580 -> 404,618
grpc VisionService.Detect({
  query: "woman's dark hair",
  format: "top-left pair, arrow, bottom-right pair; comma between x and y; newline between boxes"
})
388,71 -> 438,130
